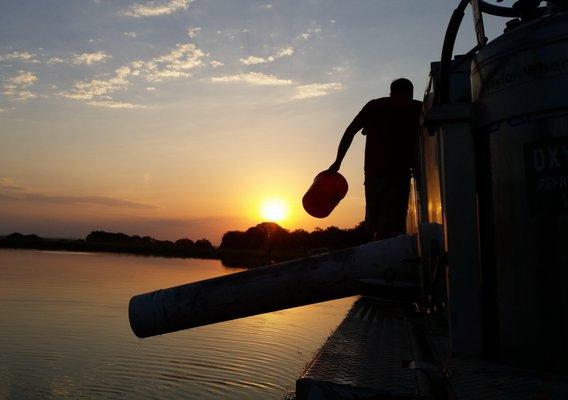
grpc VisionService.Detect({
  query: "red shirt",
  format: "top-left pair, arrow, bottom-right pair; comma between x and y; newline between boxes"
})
353,97 -> 422,178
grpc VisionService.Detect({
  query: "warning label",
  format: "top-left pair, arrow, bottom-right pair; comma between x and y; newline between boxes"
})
524,136 -> 568,216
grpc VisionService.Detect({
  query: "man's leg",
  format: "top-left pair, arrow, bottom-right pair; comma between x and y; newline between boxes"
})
364,180 -> 381,241
392,174 -> 411,234
377,174 -> 410,239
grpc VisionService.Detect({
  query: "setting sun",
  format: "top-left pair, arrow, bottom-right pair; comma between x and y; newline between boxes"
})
260,199 -> 288,222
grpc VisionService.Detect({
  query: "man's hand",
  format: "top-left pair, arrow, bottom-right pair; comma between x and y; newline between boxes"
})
328,160 -> 341,173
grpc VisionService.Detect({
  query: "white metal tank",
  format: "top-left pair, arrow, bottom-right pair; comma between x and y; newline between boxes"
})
471,10 -> 568,371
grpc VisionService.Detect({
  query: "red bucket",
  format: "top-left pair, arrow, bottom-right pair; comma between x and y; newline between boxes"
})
302,171 -> 348,218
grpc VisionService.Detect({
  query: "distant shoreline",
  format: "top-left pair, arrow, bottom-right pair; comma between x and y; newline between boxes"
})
1,222 -> 367,268
0,237 -> 306,268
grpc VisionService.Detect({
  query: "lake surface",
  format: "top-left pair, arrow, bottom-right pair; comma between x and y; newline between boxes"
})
0,249 -> 355,399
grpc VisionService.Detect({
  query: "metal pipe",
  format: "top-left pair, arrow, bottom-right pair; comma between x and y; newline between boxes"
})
438,0 -> 470,104
129,235 -> 418,338
478,0 -> 519,17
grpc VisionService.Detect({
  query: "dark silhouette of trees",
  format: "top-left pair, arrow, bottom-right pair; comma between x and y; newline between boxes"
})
6,233 -> 41,241
84,231 -> 214,252
194,239 -> 214,251
86,231 -> 176,248
174,238 -> 194,249
220,221 -> 367,252
2,222 -> 367,267
220,231 -> 248,249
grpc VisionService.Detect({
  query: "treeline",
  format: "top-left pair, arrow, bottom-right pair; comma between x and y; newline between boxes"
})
85,231 -> 214,251
1,231 -> 217,260
1,222 -> 368,267
220,222 -> 367,252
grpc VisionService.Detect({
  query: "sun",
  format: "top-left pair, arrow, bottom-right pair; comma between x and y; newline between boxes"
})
260,199 -> 288,222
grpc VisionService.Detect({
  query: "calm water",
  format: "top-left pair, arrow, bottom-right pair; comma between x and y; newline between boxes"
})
0,249 -> 355,399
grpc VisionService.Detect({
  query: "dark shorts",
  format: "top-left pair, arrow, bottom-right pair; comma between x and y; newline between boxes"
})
365,174 -> 410,240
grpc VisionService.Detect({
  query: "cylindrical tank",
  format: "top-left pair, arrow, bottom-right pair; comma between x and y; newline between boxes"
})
302,171 -> 348,218
471,11 -> 568,371
129,235 -> 417,338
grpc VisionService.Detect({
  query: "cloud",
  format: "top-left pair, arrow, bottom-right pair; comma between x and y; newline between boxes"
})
47,53 -> 109,66
278,47 -> 294,57
210,60 -> 224,67
187,27 -> 201,38
240,47 -> 294,65
72,51 -> 110,65
0,178 -> 154,209
124,32 -> 137,39
0,51 -> 39,63
6,71 -> 37,87
61,42 -> 205,107
0,178 -> 25,191
294,82 -> 343,99
298,26 -> 322,40
3,71 -> 40,101
240,56 -> 266,66
0,192 -> 156,209
86,100 -> 142,109
61,66 -> 132,101
211,72 -> 293,86
47,57 -> 65,64
136,43 -> 205,82
120,0 -> 193,17
210,76 -> 342,99
0,190 -> 156,209
11,90 -> 39,101
328,66 -> 347,75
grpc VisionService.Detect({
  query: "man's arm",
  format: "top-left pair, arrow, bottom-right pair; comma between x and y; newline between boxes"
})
328,104 -> 368,172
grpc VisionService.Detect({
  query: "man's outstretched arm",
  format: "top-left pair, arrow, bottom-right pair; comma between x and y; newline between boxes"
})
328,105 -> 367,172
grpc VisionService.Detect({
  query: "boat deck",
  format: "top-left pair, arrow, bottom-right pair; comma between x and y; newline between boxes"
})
296,297 -> 568,399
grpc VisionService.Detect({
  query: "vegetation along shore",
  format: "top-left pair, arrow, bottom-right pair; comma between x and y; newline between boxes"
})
0,222 -> 368,268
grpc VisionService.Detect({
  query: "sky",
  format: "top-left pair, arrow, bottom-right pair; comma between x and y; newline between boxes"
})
0,0 -> 516,243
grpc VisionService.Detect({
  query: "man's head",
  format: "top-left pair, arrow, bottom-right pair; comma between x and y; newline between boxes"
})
390,78 -> 414,101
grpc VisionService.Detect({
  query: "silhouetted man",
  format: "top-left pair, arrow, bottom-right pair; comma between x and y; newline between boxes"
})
328,78 -> 422,240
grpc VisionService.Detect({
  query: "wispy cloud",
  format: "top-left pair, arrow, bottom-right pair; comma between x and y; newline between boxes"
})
210,72 -> 342,99
0,179 -> 156,209
0,192 -> 157,209
328,66 -> 347,75
187,27 -> 201,38
298,26 -> 322,40
124,32 -> 137,39
72,51 -> 110,65
11,90 -> 39,101
61,66 -> 133,101
6,71 -> 37,87
210,60 -> 224,68
240,47 -> 294,65
120,0 -> 193,17
134,43 -> 205,82
47,57 -> 65,65
0,178 -> 25,191
294,82 -> 343,99
61,42 -> 206,107
3,71 -> 40,101
0,51 -> 39,63
86,100 -> 142,109
211,72 -> 293,86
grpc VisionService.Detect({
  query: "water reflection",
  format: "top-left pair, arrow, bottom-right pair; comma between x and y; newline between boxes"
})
0,249 -> 354,399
